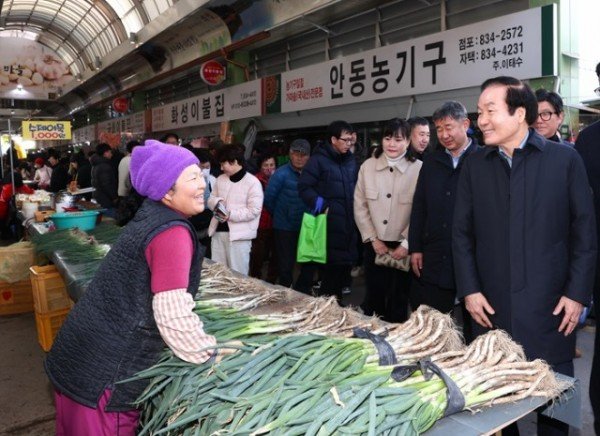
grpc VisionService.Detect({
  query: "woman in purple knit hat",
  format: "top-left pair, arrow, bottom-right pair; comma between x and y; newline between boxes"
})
45,140 -> 236,435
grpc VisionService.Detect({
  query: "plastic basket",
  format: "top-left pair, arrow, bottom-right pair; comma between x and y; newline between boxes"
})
29,265 -> 72,313
51,210 -> 99,231
0,279 -> 33,315
35,307 -> 71,352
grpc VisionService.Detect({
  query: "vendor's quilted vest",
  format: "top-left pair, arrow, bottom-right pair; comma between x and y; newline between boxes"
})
45,199 -> 203,411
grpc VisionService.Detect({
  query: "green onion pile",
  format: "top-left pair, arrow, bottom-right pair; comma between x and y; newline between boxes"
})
28,231 -> 571,435
123,263 -> 568,435
31,224 -> 122,288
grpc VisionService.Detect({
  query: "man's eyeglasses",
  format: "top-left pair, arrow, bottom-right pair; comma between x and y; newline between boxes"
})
338,137 -> 354,144
538,111 -> 557,121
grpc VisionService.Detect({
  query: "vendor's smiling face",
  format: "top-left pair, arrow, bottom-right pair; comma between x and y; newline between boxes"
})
163,164 -> 206,217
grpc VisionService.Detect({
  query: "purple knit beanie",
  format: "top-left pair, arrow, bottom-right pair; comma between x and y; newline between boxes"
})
130,139 -> 199,201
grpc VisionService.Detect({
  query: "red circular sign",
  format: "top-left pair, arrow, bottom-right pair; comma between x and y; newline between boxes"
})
112,97 -> 129,113
200,61 -> 226,86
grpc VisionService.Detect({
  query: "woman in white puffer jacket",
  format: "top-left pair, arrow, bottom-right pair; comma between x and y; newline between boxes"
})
208,144 -> 263,275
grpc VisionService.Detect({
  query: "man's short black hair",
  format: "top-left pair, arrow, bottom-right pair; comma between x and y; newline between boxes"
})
535,89 -> 564,114
407,116 -> 429,129
327,120 -> 353,140
126,140 -> 141,154
192,148 -> 212,164
215,144 -> 245,165
160,132 -> 179,143
596,61 -> 600,78
481,76 -> 538,126
257,153 -> 276,169
96,143 -> 112,156
47,148 -> 60,160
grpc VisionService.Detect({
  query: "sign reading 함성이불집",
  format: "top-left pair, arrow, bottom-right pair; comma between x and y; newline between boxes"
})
22,121 -> 72,140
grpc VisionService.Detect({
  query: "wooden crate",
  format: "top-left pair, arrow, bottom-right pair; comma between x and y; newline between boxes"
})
0,279 -> 33,315
0,242 -> 37,283
29,265 -> 72,313
35,307 -> 70,352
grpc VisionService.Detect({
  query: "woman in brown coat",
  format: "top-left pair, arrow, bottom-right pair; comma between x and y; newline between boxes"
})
354,118 -> 422,322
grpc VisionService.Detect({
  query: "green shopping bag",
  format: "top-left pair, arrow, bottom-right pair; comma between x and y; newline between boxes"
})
296,212 -> 327,263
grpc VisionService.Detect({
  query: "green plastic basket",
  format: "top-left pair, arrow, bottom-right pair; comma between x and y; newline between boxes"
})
51,211 -> 100,231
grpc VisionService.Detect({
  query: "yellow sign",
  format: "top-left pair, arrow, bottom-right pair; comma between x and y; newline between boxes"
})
22,121 -> 72,140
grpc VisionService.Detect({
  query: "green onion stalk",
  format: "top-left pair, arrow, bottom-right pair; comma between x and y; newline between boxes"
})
129,334 -> 381,435
32,227 -> 111,265
87,222 -> 123,244
129,330 -> 566,435
129,299 -> 568,435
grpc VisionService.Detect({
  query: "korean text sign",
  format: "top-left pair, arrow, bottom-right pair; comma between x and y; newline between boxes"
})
22,121 -> 72,140
281,7 -> 545,112
151,80 -> 261,131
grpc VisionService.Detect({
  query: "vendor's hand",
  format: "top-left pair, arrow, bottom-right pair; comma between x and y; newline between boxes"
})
553,296 -> 584,336
411,252 -> 423,277
371,239 -> 388,256
464,292 -> 495,329
390,246 -> 408,260
214,340 -> 244,363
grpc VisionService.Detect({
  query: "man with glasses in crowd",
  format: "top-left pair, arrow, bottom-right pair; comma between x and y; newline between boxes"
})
534,89 -> 572,145
299,120 -> 358,303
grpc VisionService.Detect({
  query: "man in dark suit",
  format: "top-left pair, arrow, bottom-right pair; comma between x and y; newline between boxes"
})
575,60 -> 600,435
409,101 -> 478,339
453,76 -> 596,435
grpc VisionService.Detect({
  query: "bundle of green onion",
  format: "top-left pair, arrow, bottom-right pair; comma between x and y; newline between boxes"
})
129,329 -> 564,435
31,225 -> 115,265
127,266 -> 570,435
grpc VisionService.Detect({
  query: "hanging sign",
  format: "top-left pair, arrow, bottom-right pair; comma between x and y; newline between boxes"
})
280,6 -> 551,113
112,97 -> 129,113
200,60 -> 226,86
72,124 -> 96,143
0,38 -> 73,100
151,79 -> 261,131
22,121 -> 72,140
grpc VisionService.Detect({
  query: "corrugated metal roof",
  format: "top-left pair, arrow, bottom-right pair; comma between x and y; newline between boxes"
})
0,0 -> 177,76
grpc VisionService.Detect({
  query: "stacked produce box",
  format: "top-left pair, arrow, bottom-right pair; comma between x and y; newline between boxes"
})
29,265 -> 72,351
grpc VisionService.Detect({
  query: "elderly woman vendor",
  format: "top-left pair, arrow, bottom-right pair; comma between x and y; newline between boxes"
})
45,140 -> 224,435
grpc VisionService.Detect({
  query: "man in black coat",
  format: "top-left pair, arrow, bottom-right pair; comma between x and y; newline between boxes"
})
574,60 -> 600,435
453,76 -> 596,435
408,117 -> 431,160
91,143 -> 118,217
298,120 -> 358,302
47,149 -> 70,193
408,101 -> 479,339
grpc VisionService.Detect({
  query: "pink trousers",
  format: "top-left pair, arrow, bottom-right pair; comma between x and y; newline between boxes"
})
54,389 -> 140,436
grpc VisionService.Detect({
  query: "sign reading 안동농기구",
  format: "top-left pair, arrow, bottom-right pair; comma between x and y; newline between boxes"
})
280,6 -> 553,113
22,121 -> 72,140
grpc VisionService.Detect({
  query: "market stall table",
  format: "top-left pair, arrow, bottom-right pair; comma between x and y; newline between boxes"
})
27,221 -> 114,301
24,224 -> 582,435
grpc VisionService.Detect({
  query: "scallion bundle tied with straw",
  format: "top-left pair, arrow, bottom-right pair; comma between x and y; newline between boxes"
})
126,266 -> 570,436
